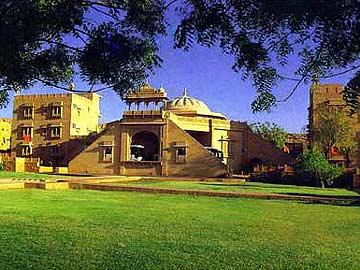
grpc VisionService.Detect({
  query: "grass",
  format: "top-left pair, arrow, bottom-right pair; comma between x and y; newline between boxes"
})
0,189 -> 359,269
104,180 -> 359,197
0,171 -> 65,181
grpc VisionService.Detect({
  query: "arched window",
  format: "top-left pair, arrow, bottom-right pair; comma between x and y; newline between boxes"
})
131,131 -> 159,161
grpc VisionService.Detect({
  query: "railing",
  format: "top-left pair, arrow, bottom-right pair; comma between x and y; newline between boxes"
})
123,110 -> 162,118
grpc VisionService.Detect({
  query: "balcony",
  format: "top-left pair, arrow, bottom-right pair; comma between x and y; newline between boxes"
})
123,110 -> 162,119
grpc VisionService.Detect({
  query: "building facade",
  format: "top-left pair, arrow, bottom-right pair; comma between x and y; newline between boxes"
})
11,92 -> 101,166
0,118 -> 11,152
308,81 -> 360,167
285,133 -> 308,159
69,85 -> 294,177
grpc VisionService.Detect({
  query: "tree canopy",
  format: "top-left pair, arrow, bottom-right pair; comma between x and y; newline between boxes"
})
295,150 -> 343,188
250,122 -> 287,149
311,103 -> 357,162
0,0 -> 359,111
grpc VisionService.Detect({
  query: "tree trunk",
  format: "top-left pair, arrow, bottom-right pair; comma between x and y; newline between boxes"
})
321,180 -> 325,189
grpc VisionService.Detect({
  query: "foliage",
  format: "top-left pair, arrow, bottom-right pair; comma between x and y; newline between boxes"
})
0,1 -> 359,111
250,122 -> 288,148
312,103 -> 357,160
343,70 -> 360,114
0,162 -> 3,171
295,150 -> 343,188
0,189 -> 360,270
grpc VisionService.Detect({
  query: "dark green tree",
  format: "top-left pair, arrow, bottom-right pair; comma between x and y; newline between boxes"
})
295,150 -> 343,188
250,122 -> 288,149
0,0 -> 359,111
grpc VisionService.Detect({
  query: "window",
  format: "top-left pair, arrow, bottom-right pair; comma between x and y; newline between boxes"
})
103,147 -> 113,162
22,127 -> 33,138
20,145 -> 32,156
176,147 -> 186,163
23,107 -> 33,119
72,123 -> 76,128
100,142 -> 113,163
50,127 -> 61,138
51,106 -> 62,118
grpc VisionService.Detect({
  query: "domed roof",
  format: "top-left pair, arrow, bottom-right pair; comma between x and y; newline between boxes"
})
166,89 -> 211,114
165,89 -> 227,119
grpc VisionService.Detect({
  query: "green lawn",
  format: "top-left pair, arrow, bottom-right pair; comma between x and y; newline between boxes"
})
105,180 -> 359,197
0,171 -> 60,181
0,189 -> 359,269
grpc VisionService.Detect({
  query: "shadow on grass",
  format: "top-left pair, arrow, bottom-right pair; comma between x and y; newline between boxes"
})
283,192 -> 360,200
199,183 -> 297,190
300,199 -> 360,207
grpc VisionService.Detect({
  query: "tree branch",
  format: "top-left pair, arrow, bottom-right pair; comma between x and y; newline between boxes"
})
277,47 -> 323,102
165,0 -> 180,9
278,64 -> 360,82
90,5 -> 121,21
37,39 -> 82,52
36,78 -> 113,93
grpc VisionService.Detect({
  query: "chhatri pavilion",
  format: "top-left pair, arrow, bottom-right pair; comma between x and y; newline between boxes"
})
69,84 -> 293,177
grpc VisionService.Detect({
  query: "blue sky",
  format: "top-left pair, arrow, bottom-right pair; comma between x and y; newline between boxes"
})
0,9 -> 356,133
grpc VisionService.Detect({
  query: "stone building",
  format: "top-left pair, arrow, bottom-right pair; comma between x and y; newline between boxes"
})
308,81 -> 360,167
285,133 -> 308,159
0,118 -> 11,152
69,84 -> 294,177
11,92 -> 101,166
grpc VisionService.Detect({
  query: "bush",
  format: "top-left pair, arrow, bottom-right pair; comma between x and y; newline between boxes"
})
295,150 -> 343,188
0,162 -> 3,171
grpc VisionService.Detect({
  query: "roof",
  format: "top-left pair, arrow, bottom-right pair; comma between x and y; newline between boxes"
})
165,89 -> 227,119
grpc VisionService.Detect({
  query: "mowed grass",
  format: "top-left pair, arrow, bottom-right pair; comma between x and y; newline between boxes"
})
0,171 -> 56,181
106,180 -> 359,197
0,189 -> 359,270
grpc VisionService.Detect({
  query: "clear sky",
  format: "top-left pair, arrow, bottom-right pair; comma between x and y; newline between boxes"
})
0,10 -> 357,133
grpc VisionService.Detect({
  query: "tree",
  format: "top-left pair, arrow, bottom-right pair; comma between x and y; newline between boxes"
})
295,150 -> 343,188
0,1 -> 359,111
312,103 -> 357,163
250,122 -> 287,149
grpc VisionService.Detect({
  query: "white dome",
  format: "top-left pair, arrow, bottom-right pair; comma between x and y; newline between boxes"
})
165,89 -> 226,119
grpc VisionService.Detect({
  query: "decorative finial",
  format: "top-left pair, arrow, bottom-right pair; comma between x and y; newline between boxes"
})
69,82 -> 76,91
183,88 -> 188,97
144,78 -> 150,87
311,73 -> 319,85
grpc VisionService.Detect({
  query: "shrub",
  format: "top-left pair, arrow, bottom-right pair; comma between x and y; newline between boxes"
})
295,150 -> 343,188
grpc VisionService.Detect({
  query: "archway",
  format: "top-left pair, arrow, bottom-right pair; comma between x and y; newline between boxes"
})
131,131 -> 159,161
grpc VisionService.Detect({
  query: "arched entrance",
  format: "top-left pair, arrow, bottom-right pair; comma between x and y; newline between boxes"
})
131,131 -> 159,161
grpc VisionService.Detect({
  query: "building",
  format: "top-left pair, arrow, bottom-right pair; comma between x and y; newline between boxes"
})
11,92 -> 101,166
308,81 -> 360,167
69,84 -> 294,177
285,133 -> 308,159
0,118 -> 11,153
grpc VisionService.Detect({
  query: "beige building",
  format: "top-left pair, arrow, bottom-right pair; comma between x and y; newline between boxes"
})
308,81 -> 360,167
0,118 -> 11,152
11,92 -> 101,166
69,84 -> 294,177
